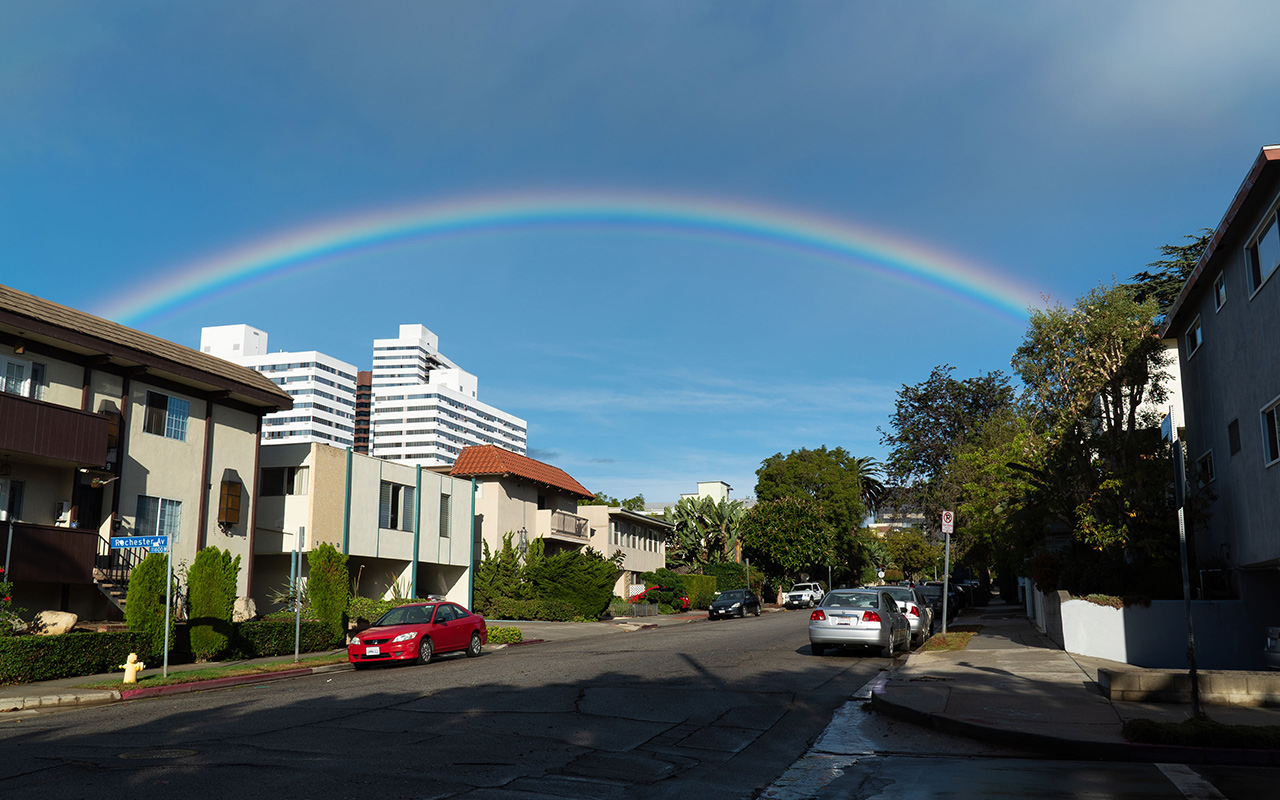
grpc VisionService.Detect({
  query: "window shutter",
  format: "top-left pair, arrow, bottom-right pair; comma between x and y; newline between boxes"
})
219,480 -> 242,526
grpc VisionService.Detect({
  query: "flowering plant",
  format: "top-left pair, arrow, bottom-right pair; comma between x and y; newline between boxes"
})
0,566 -> 24,636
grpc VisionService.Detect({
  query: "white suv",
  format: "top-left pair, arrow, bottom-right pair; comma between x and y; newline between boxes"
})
784,583 -> 825,609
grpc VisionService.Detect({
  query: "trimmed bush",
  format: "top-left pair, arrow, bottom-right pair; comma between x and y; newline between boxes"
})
487,626 -> 522,644
485,596 -> 576,621
684,574 -> 717,609
125,552 -> 175,658
0,631 -> 151,685
307,543 -> 350,644
187,546 -> 241,661
231,620 -> 336,658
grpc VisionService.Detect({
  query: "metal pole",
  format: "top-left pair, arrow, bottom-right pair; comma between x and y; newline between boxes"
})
162,533 -> 173,678
1171,429 -> 1202,718
942,533 -> 951,636
294,526 -> 304,662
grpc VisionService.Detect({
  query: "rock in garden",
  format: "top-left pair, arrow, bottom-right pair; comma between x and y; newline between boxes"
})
233,596 -> 257,622
31,610 -> 78,635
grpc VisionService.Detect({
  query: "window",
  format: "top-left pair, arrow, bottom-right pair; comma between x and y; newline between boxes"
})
379,482 -> 415,531
218,480 -> 242,526
1247,212 -> 1280,294
1228,418 -> 1241,456
143,392 -> 189,441
1264,401 -> 1280,466
1185,316 -> 1203,357
260,466 -> 309,496
2,356 -> 28,396
0,479 -> 24,520
135,495 -> 182,540
1196,452 -> 1215,486
1214,273 -> 1227,310
439,493 -> 452,537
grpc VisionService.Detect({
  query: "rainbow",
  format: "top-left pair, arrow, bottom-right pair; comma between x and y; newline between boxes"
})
94,191 -> 1043,325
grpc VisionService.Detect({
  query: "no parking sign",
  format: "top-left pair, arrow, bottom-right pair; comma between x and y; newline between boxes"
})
941,510 -> 953,534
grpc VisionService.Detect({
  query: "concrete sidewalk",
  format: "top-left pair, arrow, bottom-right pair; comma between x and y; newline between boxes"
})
871,601 -> 1280,764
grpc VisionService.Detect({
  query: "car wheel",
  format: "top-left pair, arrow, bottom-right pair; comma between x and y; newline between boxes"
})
467,632 -> 482,658
417,636 -> 434,665
811,643 -> 826,657
753,604 -> 761,617
881,633 -> 897,659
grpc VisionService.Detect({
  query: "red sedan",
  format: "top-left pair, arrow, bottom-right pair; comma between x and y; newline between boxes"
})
348,601 -> 487,668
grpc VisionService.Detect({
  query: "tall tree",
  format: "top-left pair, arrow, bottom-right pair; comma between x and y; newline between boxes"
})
664,495 -> 745,571
755,446 -> 873,536
581,491 -> 646,512
738,496 -> 835,588
879,365 -> 1016,529
1126,228 -> 1212,320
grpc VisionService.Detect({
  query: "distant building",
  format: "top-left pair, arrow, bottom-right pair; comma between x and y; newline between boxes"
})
579,505 -> 673,597
369,324 -> 527,468
646,480 -> 748,516
353,370 -> 372,454
201,324 -> 358,449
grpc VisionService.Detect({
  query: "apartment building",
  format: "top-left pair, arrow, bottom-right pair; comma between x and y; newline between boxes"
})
449,445 -> 593,558
201,324 -> 358,449
578,505 -> 673,597
252,442 -> 474,612
369,324 -> 527,468
1162,144 -> 1280,667
1,285 -> 291,619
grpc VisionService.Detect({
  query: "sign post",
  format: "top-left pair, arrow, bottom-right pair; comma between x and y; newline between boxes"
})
162,529 -> 173,677
941,510 -> 954,636
1170,423 -> 1202,717
294,526 -> 305,663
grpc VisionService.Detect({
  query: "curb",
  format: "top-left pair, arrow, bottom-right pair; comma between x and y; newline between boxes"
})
119,661 -> 354,701
870,684 -> 1280,767
1,689 -> 121,713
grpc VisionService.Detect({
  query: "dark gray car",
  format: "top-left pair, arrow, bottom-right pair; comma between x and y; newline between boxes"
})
708,589 -> 762,619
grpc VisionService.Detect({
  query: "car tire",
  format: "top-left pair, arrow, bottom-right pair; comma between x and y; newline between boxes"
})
417,636 -> 434,665
881,634 -> 896,659
753,604 -> 761,617
811,643 -> 826,657
467,632 -> 482,658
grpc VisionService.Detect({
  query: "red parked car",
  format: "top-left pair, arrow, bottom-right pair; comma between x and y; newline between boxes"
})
348,602 -> 487,668
629,585 -> 691,611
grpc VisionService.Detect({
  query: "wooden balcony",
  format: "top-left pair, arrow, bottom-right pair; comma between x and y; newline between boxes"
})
0,392 -> 109,467
1,522 -> 99,584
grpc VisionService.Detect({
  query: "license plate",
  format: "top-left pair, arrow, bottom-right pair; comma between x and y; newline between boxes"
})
365,646 -> 381,656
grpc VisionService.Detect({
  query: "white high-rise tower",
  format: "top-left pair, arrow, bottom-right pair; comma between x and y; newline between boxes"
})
369,324 -> 527,466
201,324 -> 358,448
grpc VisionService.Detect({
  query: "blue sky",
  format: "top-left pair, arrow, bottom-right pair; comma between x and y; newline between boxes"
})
5,1 -> 1280,502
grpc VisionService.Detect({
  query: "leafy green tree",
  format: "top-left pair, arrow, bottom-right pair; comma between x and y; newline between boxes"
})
474,533 -> 523,612
307,543 -> 350,645
187,546 -> 241,661
755,446 -> 875,536
879,366 -> 1016,531
125,552 -> 175,659
738,496 -> 835,591
881,527 -> 942,580
581,491 -> 646,512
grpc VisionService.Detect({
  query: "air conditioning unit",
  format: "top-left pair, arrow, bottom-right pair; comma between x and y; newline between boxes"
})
54,501 -> 72,525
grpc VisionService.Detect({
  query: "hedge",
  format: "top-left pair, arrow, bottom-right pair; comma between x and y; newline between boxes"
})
684,574 -> 718,609
0,631 -> 151,685
231,620 -> 340,658
487,626 -> 522,644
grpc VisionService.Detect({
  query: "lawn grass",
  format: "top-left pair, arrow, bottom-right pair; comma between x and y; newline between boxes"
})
1123,715 -> 1280,750
71,651 -> 348,690
919,625 -> 983,652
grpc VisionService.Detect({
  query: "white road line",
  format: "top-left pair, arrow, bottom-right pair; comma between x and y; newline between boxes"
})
1157,763 -> 1227,799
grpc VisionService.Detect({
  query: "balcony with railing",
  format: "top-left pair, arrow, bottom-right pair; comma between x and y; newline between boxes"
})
0,392 -> 109,467
536,508 -> 590,547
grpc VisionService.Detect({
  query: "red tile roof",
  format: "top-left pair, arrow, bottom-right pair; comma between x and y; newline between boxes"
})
450,445 -> 593,499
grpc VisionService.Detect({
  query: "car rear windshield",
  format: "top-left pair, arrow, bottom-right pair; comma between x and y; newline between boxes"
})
822,592 -> 878,609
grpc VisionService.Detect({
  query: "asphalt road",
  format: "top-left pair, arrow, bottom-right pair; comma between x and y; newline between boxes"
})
0,610 -> 888,800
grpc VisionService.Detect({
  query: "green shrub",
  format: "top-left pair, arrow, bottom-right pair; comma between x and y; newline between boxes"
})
125,552 -> 176,658
187,546 -> 241,661
0,631 -> 151,685
487,626 -> 522,644
657,603 -> 674,614
684,574 -> 717,609
307,543 -> 350,643
484,595 -> 577,621
608,596 -> 632,617
231,620 -> 338,657
521,544 -> 619,620
705,562 -> 758,593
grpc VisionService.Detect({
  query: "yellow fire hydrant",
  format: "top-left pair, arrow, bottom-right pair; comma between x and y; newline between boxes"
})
120,652 -> 146,684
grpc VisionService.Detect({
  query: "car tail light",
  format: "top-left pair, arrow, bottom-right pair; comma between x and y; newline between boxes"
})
810,609 -> 826,621
909,606 -> 920,617
863,611 -> 882,623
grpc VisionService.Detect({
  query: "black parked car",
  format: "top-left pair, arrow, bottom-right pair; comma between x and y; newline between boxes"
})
708,589 -> 761,619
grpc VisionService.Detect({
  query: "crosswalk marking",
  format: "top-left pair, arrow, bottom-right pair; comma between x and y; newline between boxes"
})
1157,763 -> 1227,799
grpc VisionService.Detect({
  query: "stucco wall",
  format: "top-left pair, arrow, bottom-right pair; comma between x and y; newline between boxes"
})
1060,596 -> 1252,669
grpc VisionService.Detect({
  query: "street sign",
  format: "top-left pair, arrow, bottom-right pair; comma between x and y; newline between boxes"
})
110,535 -> 168,552
941,510 -> 954,534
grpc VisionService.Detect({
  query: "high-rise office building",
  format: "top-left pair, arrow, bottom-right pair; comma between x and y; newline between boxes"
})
369,324 -> 527,467
201,324 -> 358,448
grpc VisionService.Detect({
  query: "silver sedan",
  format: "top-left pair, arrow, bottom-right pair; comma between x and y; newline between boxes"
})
808,588 -> 911,658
